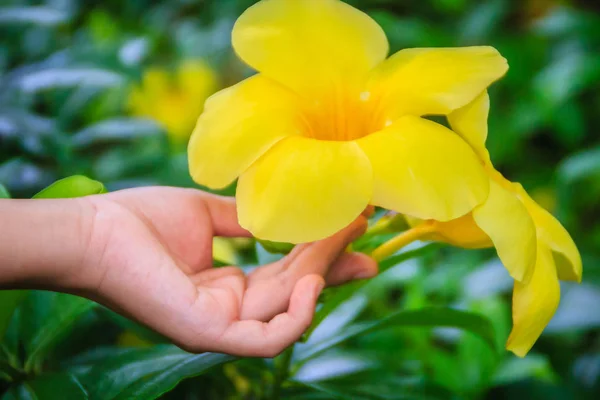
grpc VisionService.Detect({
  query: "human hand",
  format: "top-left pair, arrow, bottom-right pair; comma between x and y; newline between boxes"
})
69,187 -> 377,357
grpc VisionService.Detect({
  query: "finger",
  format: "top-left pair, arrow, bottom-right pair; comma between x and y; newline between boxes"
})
198,192 -> 251,238
284,216 -> 368,278
190,266 -> 245,285
362,205 -> 375,218
241,216 -> 367,320
325,252 -> 378,286
213,275 -> 324,357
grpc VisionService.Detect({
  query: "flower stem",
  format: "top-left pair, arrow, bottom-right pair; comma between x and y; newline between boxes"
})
365,217 -> 393,237
371,223 -> 435,262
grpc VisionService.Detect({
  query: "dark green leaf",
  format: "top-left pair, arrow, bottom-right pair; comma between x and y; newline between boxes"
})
296,307 -> 497,363
0,291 -> 28,341
286,377 -> 452,400
99,308 -> 167,344
306,245 -> 439,338
79,345 -> 189,399
23,293 -> 97,371
113,353 -> 234,400
3,373 -> 88,400
33,176 -> 106,199
78,345 -> 233,400
0,357 -> 20,383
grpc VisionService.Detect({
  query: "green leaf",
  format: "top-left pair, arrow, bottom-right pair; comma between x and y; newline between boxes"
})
295,308 -> 497,364
99,308 -> 167,344
64,347 -> 139,376
33,175 -> 106,199
493,354 -> 556,385
0,6 -> 69,27
79,345 -> 189,398
17,68 -> 124,94
257,239 -> 295,255
0,357 -> 20,383
458,0 -> 507,43
71,118 -> 163,148
113,352 -> 234,400
293,351 -> 376,383
558,146 -> 600,185
0,183 -> 10,198
0,291 -> 28,341
2,373 -> 88,400
286,376 -> 452,400
78,345 -> 233,400
23,293 -> 97,371
306,245 -> 439,338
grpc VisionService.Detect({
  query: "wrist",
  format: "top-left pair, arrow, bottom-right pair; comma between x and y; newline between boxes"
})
0,197 -> 97,290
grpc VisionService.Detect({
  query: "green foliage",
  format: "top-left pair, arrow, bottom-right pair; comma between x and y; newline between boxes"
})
32,176 -> 107,199
0,185 -> 9,199
0,292 -> 26,341
1,0 -> 599,398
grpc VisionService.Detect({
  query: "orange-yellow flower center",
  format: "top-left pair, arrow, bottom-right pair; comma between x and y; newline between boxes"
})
301,91 -> 375,141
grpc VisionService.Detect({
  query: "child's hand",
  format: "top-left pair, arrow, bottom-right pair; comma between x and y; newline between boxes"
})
72,187 -> 377,357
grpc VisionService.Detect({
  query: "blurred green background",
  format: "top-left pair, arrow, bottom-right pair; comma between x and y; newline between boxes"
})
1,0 -> 599,399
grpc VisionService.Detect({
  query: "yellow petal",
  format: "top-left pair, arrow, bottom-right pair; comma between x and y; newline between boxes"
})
448,91 -> 491,162
232,0 -> 388,99
357,116 -> 489,221
237,136 -> 372,243
506,243 -> 560,357
473,180 -> 537,282
429,213 -> 492,249
516,185 -> 582,282
366,47 -> 507,130
188,75 -> 306,189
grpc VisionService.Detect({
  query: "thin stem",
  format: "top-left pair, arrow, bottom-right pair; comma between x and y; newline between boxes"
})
364,217 -> 393,237
371,223 -> 435,262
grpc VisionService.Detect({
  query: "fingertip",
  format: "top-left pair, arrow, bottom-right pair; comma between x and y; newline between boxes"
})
325,252 -> 378,286
312,276 -> 326,299
202,193 -> 252,238
302,274 -> 325,301
362,205 -> 375,218
346,215 -> 368,242
352,253 -> 378,279
289,274 -> 324,318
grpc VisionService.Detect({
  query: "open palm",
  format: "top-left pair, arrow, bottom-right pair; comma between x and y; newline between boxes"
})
77,187 -> 376,357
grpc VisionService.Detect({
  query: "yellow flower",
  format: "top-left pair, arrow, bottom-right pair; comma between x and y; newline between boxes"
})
188,0 -> 508,243
129,60 -> 218,144
404,91 -> 582,357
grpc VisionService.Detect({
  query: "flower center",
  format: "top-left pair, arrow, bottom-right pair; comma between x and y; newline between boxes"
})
301,91 -> 374,142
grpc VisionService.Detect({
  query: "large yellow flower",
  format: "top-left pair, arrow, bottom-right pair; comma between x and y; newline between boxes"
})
129,60 -> 218,144
407,92 -> 582,356
188,0 -> 508,243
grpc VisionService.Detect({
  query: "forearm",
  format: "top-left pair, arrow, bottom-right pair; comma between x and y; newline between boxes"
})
0,198 -> 95,289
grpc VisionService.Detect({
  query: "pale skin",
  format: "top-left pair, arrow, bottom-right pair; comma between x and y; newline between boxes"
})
0,187 -> 377,357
